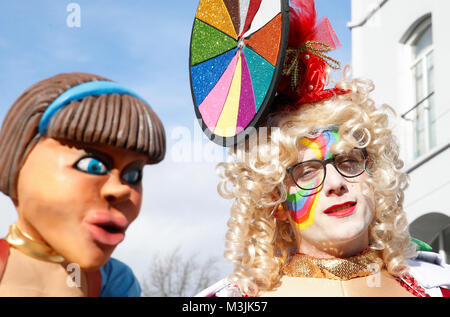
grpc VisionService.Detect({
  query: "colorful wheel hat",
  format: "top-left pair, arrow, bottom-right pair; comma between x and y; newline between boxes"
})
189,0 -> 347,147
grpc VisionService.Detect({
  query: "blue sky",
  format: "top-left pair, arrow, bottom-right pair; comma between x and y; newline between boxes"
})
0,0 -> 351,291
0,1 -> 198,126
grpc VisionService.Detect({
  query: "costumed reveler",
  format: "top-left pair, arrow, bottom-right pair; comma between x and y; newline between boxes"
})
189,0 -> 450,297
0,73 -> 166,296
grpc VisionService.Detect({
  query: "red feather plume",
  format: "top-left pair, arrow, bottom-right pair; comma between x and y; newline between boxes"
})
276,0 -> 348,108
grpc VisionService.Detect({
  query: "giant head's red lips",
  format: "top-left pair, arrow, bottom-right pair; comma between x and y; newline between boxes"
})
323,201 -> 357,217
85,212 -> 129,246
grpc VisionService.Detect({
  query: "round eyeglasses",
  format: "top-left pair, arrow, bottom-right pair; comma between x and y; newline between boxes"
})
286,149 -> 368,191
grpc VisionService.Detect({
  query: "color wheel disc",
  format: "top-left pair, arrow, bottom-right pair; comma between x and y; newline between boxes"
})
190,0 -> 289,146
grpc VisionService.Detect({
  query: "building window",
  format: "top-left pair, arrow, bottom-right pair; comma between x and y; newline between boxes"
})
411,23 -> 435,159
400,15 -> 436,160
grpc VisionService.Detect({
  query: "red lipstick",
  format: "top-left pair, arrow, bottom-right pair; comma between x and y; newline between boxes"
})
323,201 -> 357,217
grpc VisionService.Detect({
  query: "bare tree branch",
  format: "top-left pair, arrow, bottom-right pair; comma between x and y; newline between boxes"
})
141,246 -> 219,297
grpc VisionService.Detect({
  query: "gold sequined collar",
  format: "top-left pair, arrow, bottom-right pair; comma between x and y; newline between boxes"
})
282,249 -> 384,280
5,223 -> 65,263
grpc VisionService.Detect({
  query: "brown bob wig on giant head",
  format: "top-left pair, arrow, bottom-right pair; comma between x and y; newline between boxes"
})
0,72 -> 166,202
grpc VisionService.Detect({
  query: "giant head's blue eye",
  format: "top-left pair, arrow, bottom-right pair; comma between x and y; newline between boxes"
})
121,167 -> 142,185
75,157 -> 108,175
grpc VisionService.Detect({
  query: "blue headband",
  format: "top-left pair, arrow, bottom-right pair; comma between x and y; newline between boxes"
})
39,81 -> 148,135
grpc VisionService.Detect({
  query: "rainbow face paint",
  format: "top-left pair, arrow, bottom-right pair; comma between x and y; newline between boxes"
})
286,129 -> 340,230
298,129 -> 339,161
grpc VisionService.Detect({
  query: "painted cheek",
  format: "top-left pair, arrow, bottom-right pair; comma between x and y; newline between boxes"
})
286,180 -> 321,230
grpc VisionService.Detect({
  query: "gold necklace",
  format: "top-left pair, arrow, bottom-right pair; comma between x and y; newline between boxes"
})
282,249 -> 384,280
5,223 -> 65,263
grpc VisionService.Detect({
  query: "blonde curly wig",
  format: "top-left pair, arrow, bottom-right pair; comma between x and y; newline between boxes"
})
216,77 -> 417,296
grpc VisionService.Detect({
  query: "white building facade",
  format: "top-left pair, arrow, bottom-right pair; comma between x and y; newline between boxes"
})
349,0 -> 450,262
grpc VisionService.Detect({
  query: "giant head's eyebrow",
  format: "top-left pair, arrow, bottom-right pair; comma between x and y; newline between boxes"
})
66,139 -> 147,170
79,147 -> 114,169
